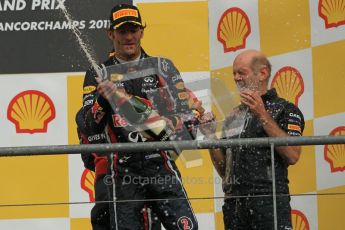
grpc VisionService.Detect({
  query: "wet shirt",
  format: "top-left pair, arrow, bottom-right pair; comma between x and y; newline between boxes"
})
221,89 -> 305,195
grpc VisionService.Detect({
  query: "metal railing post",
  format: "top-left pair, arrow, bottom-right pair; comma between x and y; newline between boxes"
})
270,143 -> 278,230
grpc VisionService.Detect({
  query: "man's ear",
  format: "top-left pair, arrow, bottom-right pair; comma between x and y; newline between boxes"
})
107,30 -> 114,40
259,66 -> 269,82
140,28 -> 144,39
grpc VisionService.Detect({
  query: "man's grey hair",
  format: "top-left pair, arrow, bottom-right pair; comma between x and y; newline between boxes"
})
250,56 -> 272,78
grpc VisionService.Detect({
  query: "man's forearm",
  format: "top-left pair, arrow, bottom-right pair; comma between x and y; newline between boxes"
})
259,113 -> 301,165
209,148 -> 226,178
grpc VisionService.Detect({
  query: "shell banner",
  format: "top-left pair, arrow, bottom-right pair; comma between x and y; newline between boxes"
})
1,0 -> 345,229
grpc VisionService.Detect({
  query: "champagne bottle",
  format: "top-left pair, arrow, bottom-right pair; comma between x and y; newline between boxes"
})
113,93 -> 174,142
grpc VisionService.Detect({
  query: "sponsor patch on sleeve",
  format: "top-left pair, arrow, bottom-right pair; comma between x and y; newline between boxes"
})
289,112 -> 302,121
288,131 -> 301,136
83,85 -> 96,94
178,92 -> 190,100
288,124 -> 301,132
111,74 -> 124,81
91,101 -> 105,124
175,82 -> 185,90
92,101 -> 103,114
83,99 -> 94,107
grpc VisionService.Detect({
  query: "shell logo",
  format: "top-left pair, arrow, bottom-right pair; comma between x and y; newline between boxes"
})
81,169 -> 95,202
318,0 -> 345,28
217,7 -> 251,53
270,66 -> 304,106
324,126 -> 345,173
291,209 -> 310,230
7,90 -> 56,134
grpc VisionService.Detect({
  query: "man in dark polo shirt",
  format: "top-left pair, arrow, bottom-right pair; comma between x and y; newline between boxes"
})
200,49 -> 305,229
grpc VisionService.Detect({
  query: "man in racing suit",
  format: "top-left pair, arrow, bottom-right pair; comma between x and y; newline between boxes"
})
76,3 -> 202,230
200,49 -> 305,229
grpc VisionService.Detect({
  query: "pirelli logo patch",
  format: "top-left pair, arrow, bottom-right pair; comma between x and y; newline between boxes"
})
288,124 -> 301,132
83,86 -> 96,94
113,9 -> 139,20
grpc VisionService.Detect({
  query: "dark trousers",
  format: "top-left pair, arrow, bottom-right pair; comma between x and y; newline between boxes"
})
223,195 -> 292,230
91,175 -> 162,230
110,155 -> 198,230
91,154 -> 198,230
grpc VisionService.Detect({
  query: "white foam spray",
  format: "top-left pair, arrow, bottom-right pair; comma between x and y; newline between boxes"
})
59,3 -> 103,79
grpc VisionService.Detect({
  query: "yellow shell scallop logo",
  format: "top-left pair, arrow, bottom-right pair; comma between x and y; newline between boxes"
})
324,126 -> 345,172
217,7 -> 251,53
291,209 -> 310,230
7,90 -> 56,134
270,66 -> 304,106
319,0 -> 345,28
81,169 -> 95,202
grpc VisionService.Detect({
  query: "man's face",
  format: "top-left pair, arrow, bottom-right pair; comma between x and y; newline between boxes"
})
108,23 -> 143,60
232,56 -> 259,92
